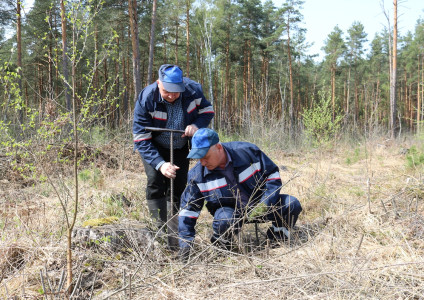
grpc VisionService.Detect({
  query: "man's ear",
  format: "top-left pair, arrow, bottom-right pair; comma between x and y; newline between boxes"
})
215,143 -> 223,150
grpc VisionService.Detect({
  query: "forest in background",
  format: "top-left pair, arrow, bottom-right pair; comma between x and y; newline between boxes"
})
2,1 -> 424,298
0,0 -> 423,139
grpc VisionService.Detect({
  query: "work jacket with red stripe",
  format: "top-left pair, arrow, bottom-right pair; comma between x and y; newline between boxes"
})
132,78 -> 214,169
178,141 -> 282,248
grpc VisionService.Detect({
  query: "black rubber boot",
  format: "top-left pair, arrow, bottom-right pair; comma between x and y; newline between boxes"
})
210,234 -> 234,250
146,198 -> 167,230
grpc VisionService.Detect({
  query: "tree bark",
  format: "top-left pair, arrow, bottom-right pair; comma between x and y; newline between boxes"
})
175,20 -> 179,65
129,0 -> 142,101
418,55 -> 422,134
60,0 -> 71,112
186,0 -> 190,77
287,18 -> 294,136
390,0 -> 398,138
17,0 -> 23,124
147,0 -> 157,84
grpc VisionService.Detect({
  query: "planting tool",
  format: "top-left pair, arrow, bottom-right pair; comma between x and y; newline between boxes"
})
145,127 -> 185,250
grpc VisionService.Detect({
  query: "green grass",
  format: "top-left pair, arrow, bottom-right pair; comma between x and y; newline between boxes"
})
78,166 -> 103,188
345,147 -> 364,165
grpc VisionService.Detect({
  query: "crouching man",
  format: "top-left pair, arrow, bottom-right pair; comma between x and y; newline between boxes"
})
178,128 -> 302,261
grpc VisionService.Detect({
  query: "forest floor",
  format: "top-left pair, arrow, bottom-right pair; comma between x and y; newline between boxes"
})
1,134 -> 424,299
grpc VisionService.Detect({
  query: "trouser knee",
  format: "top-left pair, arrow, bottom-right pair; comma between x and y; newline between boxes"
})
284,195 -> 302,227
271,194 -> 302,228
212,207 -> 238,237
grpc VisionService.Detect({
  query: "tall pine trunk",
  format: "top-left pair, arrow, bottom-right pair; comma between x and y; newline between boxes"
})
147,0 -> 157,84
129,0 -> 142,101
17,0 -> 23,124
390,0 -> 398,138
60,0 -> 71,112
287,19 -> 294,136
186,0 -> 191,76
418,55 -> 422,134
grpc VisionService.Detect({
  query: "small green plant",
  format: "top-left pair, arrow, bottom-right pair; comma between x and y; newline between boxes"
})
81,126 -> 108,145
101,194 -> 128,218
345,147 -> 362,165
302,90 -> 342,147
348,186 -> 365,197
78,166 -> 103,188
406,146 -> 424,169
97,235 -> 112,244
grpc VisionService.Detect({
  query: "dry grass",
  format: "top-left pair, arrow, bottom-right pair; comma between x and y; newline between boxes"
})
1,135 -> 424,299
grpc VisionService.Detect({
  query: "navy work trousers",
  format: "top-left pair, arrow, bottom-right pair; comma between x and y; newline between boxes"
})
211,194 -> 302,238
141,142 -> 190,206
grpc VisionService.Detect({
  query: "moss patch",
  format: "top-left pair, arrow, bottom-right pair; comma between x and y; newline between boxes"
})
82,216 -> 119,227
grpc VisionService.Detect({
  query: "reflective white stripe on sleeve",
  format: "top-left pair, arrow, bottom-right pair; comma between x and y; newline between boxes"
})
197,177 -> 227,192
267,171 -> 280,181
179,209 -> 200,218
133,132 -> 152,142
238,162 -> 261,183
198,106 -> 214,114
149,110 -> 167,120
187,100 -> 197,113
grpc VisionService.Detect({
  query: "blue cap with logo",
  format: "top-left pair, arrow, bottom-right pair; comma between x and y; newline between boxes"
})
158,64 -> 185,92
187,128 -> 219,159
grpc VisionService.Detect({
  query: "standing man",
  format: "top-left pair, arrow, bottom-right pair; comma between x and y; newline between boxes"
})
133,64 -> 214,231
178,128 -> 302,260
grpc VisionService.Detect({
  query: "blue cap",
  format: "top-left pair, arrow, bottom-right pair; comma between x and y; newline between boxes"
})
187,128 -> 219,159
158,64 -> 185,92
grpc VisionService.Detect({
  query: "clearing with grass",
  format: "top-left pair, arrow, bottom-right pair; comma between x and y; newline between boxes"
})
1,130 -> 423,299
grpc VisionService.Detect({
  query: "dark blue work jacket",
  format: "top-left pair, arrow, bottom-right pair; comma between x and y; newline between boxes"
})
132,78 -> 214,169
178,141 -> 282,248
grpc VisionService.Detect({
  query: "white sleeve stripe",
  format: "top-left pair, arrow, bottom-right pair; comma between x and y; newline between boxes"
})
238,162 -> 261,183
197,178 -> 227,192
179,209 -> 200,218
267,171 -> 280,181
133,132 -> 152,141
194,98 -> 202,105
149,111 -> 167,120
198,106 -> 214,114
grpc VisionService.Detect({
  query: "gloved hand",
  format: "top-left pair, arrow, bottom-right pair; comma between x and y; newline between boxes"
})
178,247 -> 190,263
247,202 -> 268,221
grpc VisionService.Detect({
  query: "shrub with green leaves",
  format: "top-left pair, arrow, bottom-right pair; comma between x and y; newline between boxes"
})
301,91 -> 342,147
406,145 -> 424,169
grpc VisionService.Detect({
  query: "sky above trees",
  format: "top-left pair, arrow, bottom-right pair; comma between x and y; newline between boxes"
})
272,0 -> 424,59
22,0 -> 424,61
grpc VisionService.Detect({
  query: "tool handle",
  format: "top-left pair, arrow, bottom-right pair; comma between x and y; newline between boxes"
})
170,131 -> 175,215
144,126 -> 185,134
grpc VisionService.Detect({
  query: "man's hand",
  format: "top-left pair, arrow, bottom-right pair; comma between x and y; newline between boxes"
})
182,124 -> 198,137
160,162 -> 180,179
247,202 -> 268,221
178,247 -> 190,263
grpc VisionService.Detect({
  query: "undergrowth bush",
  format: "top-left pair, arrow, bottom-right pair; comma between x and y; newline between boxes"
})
302,91 -> 342,148
406,145 -> 424,169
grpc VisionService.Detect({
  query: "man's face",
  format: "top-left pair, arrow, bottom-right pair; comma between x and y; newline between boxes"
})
157,80 -> 180,103
200,144 -> 223,170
